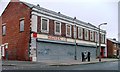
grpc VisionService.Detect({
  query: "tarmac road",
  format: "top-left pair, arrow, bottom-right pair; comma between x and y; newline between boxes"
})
2,60 -> 119,70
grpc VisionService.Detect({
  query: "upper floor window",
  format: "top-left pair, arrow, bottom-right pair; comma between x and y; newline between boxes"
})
73,25 -> 77,38
78,27 -> 83,39
95,32 -> 98,42
66,24 -> 71,37
84,29 -> 89,40
101,34 -> 105,43
41,17 -> 49,33
2,25 -> 6,36
20,19 -> 24,32
90,31 -> 94,41
54,21 -> 61,35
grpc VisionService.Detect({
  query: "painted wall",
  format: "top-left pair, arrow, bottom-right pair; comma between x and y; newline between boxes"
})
36,42 -> 96,61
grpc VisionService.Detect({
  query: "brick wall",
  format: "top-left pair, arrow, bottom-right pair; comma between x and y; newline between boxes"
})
107,39 -> 114,57
2,2 -> 31,60
36,16 -> 103,43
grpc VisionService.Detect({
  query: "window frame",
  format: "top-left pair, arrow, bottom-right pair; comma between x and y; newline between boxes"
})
2,24 -> 6,36
78,27 -> 83,39
54,21 -> 61,35
95,32 -> 98,42
84,29 -> 89,40
66,24 -> 71,37
19,18 -> 25,32
41,17 -> 49,33
90,31 -> 94,41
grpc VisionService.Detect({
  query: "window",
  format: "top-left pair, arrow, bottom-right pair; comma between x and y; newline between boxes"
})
95,32 -> 98,42
78,27 -> 83,39
101,34 -> 105,43
2,25 -> 6,35
20,19 -> 24,32
90,31 -> 94,41
66,24 -> 71,37
54,21 -> 61,35
41,18 -> 49,33
84,29 -> 89,40
73,25 -> 77,38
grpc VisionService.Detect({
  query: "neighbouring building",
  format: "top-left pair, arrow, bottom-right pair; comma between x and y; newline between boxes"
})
0,16 -> 2,60
118,1 -> 120,42
1,0 -> 107,61
107,38 -> 119,58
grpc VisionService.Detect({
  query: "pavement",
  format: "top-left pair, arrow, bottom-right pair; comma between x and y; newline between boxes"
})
2,58 -> 119,66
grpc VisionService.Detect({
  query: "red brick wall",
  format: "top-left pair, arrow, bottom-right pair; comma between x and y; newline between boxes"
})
2,2 -> 31,60
61,22 -> 66,37
107,39 -> 113,57
49,19 -> 54,36
37,17 -> 99,43
37,16 -> 41,33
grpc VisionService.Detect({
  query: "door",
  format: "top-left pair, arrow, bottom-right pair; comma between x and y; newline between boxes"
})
101,48 -> 104,58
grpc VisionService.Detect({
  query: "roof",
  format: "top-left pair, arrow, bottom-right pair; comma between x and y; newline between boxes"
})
107,38 -> 120,44
20,1 -> 99,28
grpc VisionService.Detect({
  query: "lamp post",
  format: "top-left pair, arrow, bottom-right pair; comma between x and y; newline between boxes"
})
98,23 -> 107,62
73,17 -> 77,60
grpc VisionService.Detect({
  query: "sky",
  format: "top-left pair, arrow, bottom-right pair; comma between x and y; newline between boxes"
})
0,0 -> 119,40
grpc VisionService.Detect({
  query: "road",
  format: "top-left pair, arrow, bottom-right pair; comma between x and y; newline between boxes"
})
2,61 -> 119,70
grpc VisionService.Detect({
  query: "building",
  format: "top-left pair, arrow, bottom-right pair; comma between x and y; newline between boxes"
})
0,16 -> 1,59
118,1 -> 120,42
107,38 -> 119,58
1,0 -> 107,61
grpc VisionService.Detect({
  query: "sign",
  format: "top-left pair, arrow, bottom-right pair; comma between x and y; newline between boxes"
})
48,35 -> 61,41
48,35 -> 67,42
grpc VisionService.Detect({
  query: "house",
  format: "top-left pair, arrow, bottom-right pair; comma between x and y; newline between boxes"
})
0,16 -> 2,60
1,0 -> 107,61
107,38 -> 119,58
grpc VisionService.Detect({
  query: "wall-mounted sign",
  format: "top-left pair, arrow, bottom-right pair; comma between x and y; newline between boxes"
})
48,35 -> 61,41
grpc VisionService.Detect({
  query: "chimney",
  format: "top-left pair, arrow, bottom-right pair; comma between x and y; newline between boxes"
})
10,0 -> 19,2
113,38 -> 116,41
58,12 -> 60,14
36,4 -> 40,7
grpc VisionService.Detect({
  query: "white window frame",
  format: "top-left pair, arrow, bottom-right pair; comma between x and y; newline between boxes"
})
101,34 -> 105,43
90,31 -> 94,41
95,32 -> 98,42
84,29 -> 89,40
66,24 -> 71,37
54,21 -> 61,35
73,25 -> 77,38
41,17 -> 49,33
78,27 -> 83,39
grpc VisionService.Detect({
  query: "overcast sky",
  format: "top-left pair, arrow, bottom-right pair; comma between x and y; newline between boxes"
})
0,0 -> 119,40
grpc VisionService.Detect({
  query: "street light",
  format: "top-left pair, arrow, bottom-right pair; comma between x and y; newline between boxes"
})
73,17 -> 77,60
98,23 -> 107,62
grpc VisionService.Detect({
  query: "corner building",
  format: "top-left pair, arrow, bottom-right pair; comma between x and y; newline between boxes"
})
1,1 -> 107,61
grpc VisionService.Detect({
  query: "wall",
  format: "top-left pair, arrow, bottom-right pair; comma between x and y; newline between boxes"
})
2,2 -> 31,60
107,39 -> 113,57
